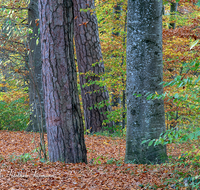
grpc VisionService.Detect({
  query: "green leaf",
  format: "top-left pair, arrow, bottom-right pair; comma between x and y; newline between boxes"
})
188,133 -> 195,140
154,140 -> 160,146
36,38 -> 39,45
148,140 -> 155,146
196,0 -> 200,7
146,94 -> 153,100
174,93 -> 179,99
141,139 -> 149,144
190,39 -> 199,50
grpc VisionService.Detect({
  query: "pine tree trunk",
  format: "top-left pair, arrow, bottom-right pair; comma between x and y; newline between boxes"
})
26,0 -> 46,132
125,0 -> 167,164
73,0 -> 111,132
38,0 -> 87,163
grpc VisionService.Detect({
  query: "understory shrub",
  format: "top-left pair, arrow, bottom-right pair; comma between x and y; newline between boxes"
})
0,90 -> 29,131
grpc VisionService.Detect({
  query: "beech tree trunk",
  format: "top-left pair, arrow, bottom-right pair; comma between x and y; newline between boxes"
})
125,0 -> 167,164
26,0 -> 46,132
73,0 -> 111,132
38,0 -> 87,163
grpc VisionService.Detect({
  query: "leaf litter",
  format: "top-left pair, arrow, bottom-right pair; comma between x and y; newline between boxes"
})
0,131 -> 199,189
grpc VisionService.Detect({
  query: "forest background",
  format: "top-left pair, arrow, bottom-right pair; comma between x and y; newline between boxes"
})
0,0 -> 199,189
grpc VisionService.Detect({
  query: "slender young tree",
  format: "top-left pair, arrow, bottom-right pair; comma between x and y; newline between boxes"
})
169,1 -> 178,29
111,2 -> 122,128
125,0 -> 168,164
26,0 -> 46,133
73,0 -> 111,132
38,0 -> 87,163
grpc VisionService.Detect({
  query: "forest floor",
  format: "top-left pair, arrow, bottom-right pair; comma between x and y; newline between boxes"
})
0,131 -> 199,189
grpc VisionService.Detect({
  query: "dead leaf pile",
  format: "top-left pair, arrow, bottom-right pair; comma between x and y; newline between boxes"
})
0,131 -> 199,189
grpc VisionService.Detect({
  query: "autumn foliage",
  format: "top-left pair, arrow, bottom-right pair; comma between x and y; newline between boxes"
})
0,0 -> 199,189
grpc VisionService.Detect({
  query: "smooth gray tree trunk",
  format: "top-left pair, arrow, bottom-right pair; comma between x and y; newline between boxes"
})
26,0 -> 46,132
125,0 -> 167,164
39,0 -> 87,163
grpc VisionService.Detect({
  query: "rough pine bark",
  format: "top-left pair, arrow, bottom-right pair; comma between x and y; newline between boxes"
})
73,0 -> 111,132
125,0 -> 168,164
26,0 -> 46,132
38,0 -> 87,163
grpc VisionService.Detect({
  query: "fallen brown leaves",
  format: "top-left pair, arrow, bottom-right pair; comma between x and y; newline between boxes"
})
0,131 -> 198,189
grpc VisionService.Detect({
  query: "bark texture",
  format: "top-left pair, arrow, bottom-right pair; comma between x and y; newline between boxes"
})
26,0 -> 45,132
169,2 -> 178,29
125,0 -> 167,164
73,0 -> 111,132
39,0 -> 87,163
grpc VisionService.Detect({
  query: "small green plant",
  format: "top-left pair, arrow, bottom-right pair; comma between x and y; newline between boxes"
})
91,127 -> 126,138
9,152 -> 34,163
91,130 -> 110,137
107,158 -> 123,165
0,94 -> 30,131
93,156 -> 102,164
141,125 -> 200,147
163,172 -> 200,189
84,127 -> 92,135
0,154 -> 4,162
106,158 -> 115,164
39,158 -> 46,163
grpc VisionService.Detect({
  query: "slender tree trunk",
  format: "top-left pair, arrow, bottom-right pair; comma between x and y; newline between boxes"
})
125,0 -> 167,164
73,0 -> 111,133
121,12 -> 127,130
39,0 -> 87,163
1,65 -> 7,92
169,2 -> 178,29
26,0 -> 46,133
111,3 -> 122,128
162,3 -> 165,15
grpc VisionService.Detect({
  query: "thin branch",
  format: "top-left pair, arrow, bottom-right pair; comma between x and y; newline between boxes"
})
0,6 -> 29,10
